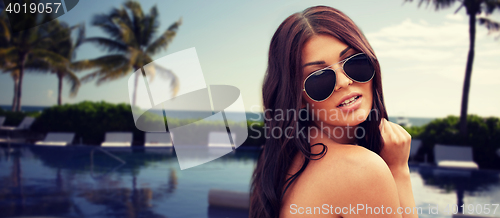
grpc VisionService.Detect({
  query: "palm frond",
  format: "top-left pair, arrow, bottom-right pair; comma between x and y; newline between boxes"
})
124,0 -> 145,47
85,0 -> 181,96
91,10 -> 124,40
0,47 -> 17,57
483,0 -> 500,14
143,5 -> 159,45
84,37 -> 128,53
146,18 -> 182,55
125,1 -> 144,20
113,6 -> 133,32
24,58 -> 51,73
74,23 -> 86,50
112,18 -> 138,47
146,63 -> 180,97
64,69 -> 81,97
80,54 -> 131,83
0,15 -> 11,43
70,59 -> 100,71
81,62 -> 131,85
30,48 -> 69,66
479,17 -> 500,38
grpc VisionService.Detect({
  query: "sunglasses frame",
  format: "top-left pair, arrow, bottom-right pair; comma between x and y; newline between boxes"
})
302,53 -> 375,102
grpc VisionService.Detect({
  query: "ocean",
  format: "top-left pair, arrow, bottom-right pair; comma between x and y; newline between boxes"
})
1,105 -> 435,127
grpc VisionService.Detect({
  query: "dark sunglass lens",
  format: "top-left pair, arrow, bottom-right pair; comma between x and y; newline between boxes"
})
304,69 -> 336,101
343,54 -> 375,82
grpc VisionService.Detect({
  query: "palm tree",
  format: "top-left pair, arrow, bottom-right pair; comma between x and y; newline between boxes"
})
41,20 -> 90,105
83,0 -> 182,106
0,3 -> 67,111
0,14 -> 19,111
406,0 -> 500,137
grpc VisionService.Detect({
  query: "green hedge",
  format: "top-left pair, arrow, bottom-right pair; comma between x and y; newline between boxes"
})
29,101 -> 141,145
1,101 -> 265,147
405,115 -> 500,170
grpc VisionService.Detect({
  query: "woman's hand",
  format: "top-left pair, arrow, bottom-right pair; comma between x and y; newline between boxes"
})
379,118 -> 412,172
378,118 -> 418,218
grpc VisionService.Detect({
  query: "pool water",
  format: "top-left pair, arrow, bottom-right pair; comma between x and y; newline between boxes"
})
0,145 -> 499,218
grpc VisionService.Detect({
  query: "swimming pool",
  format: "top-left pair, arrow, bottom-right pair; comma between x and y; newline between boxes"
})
0,144 -> 499,218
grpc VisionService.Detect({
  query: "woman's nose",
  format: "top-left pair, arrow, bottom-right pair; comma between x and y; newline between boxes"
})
334,68 -> 352,91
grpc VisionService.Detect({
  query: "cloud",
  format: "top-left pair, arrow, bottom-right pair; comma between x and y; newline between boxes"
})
47,89 -> 54,99
364,17 -> 500,117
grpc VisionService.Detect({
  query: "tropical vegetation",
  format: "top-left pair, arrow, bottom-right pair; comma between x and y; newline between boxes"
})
0,0 -> 182,110
82,1 -> 182,106
406,0 -> 500,138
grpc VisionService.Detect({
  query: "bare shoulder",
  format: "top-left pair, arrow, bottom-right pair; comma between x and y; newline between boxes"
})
310,143 -> 390,178
309,144 -> 401,213
280,143 -> 402,217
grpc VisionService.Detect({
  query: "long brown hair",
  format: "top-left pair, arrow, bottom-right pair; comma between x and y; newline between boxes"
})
249,5 -> 388,218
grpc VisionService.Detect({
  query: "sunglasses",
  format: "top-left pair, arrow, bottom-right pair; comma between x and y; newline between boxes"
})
303,53 -> 375,102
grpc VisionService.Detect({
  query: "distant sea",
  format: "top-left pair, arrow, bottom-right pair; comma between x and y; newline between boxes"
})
1,105 -> 47,113
1,105 -> 436,127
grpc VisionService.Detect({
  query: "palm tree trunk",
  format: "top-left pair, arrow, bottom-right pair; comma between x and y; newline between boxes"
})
132,65 -> 142,106
459,3 -> 478,138
15,53 -> 27,112
132,71 -> 139,106
57,72 -> 64,105
11,74 -> 19,111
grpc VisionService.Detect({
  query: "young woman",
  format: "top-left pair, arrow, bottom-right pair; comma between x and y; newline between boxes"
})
250,6 -> 418,218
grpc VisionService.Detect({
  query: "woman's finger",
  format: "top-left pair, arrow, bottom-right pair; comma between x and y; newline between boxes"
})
392,122 -> 411,141
389,122 -> 405,141
383,118 -> 396,141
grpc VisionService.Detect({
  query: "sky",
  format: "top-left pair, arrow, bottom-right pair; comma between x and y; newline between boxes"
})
1,0 -> 499,118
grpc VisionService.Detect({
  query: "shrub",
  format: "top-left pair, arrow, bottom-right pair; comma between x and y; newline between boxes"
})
26,101 -> 264,147
30,101 -> 139,145
412,115 -> 500,170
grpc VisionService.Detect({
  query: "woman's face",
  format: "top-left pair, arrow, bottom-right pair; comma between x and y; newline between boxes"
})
301,34 -> 373,127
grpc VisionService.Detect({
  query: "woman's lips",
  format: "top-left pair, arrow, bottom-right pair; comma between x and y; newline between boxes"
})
337,95 -> 362,112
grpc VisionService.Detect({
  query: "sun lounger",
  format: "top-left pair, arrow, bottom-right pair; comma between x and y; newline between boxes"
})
434,144 -> 478,169
144,132 -> 173,147
0,116 -> 35,131
101,132 -> 133,147
208,132 -> 236,148
35,132 -> 75,146
0,117 -> 36,144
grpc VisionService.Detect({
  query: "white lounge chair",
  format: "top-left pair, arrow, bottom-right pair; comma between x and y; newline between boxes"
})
0,116 -> 5,127
208,132 -> 236,148
144,132 -> 173,147
35,132 -> 75,146
434,144 -> 478,169
0,116 -> 35,131
101,132 -> 133,147
409,139 -> 422,162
